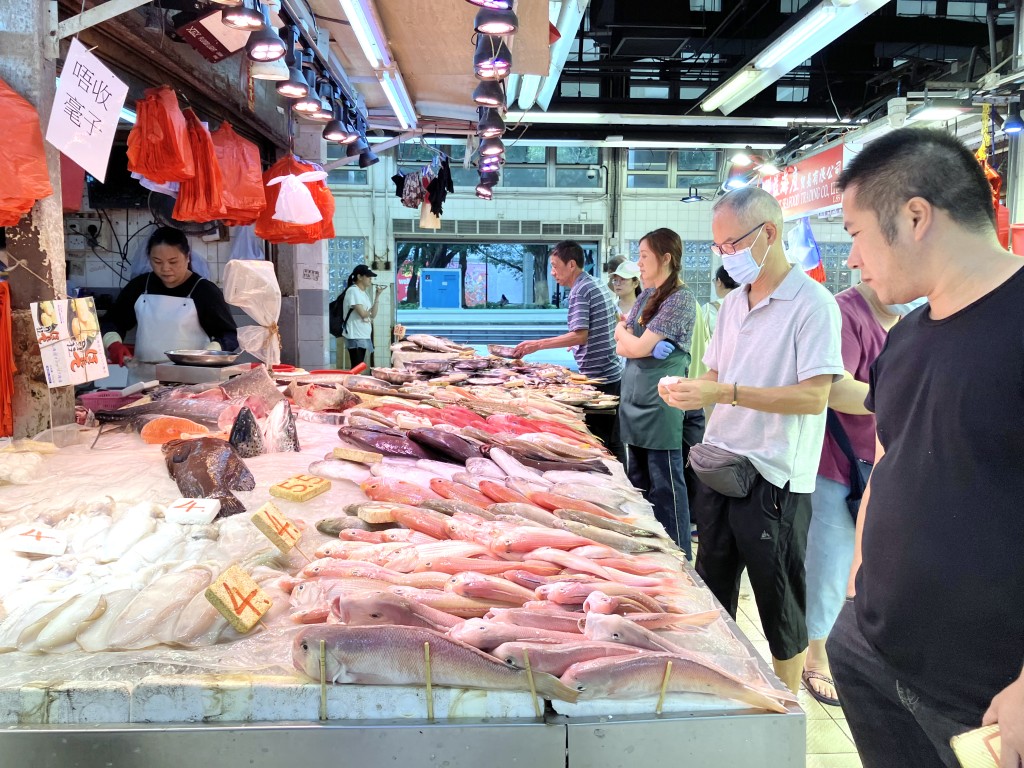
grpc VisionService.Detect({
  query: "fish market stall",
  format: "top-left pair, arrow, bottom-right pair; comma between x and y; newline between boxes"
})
0,351 -> 803,767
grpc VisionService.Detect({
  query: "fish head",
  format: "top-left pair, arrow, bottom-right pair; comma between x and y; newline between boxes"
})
293,628 -> 346,682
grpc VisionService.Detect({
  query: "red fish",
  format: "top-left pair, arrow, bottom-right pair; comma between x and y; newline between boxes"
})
360,477 -> 441,506
478,479 -> 531,505
429,478 -> 493,509
528,491 -> 617,519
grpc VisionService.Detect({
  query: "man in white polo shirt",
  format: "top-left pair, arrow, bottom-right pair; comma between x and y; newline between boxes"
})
661,186 -> 843,693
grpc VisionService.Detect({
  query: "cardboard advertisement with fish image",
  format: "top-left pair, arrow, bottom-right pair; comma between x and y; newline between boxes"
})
32,298 -> 108,388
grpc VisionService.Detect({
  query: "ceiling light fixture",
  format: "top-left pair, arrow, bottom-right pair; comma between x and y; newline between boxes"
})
475,185 -> 494,200
907,98 -> 975,123
221,0 -> 264,30
1005,101 -> 1024,134
700,0 -> 890,115
291,68 -> 321,113
479,171 -> 500,186
339,0 -> 391,69
323,100 -> 348,141
474,35 -> 512,80
681,186 -> 705,203
475,8 -> 518,35
379,69 -> 417,129
479,137 -> 505,156
359,149 -> 380,168
305,82 -> 335,122
724,177 -> 750,191
479,157 -> 504,173
245,3 -> 287,61
473,79 -> 506,107
730,148 -> 754,166
756,161 -> 781,175
347,134 -> 370,155
476,107 -> 505,138
276,28 -> 308,97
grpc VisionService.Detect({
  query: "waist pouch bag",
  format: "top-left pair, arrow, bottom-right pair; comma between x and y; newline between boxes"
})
688,443 -> 758,498
826,409 -> 873,521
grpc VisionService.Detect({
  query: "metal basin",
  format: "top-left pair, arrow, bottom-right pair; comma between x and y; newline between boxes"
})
165,349 -> 243,367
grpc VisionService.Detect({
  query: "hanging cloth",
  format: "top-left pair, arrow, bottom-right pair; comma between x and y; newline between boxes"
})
0,281 -> 15,437
0,75 -> 53,227
428,157 -> 454,217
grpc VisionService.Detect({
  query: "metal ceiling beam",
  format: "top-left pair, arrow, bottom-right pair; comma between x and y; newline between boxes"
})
536,0 -> 591,110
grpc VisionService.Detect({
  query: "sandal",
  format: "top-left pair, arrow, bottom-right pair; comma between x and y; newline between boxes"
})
802,669 -> 841,707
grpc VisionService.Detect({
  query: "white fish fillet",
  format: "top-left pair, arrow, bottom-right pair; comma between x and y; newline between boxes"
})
107,568 -> 212,650
77,589 -> 137,652
27,590 -> 109,652
99,502 -> 157,563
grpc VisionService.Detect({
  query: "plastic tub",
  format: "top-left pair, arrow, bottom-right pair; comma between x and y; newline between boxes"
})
78,390 -> 143,412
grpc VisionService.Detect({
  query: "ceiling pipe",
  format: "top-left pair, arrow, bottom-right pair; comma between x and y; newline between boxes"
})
536,0 -> 591,111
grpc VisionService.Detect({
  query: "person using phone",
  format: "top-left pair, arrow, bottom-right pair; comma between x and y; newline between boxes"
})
339,264 -> 385,367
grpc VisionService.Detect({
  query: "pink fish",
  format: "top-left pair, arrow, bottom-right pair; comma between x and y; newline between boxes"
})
332,592 -> 463,631
391,507 -> 451,540
445,572 -> 537,606
487,607 -> 585,634
448,618 -> 589,650
491,641 -> 643,677
490,528 -> 596,554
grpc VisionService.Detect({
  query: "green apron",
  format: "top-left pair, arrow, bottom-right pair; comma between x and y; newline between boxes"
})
618,295 -> 690,450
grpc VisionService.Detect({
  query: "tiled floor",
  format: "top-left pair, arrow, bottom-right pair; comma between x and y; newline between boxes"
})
735,571 -> 864,768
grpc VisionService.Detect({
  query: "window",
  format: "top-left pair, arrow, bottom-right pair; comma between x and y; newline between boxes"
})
324,144 -> 368,186
776,85 -> 809,102
502,167 -> 548,187
556,147 -> 599,164
394,241 -> 599,310
560,80 -> 601,98
554,147 -> 600,189
629,85 -> 670,99
628,150 -> 721,189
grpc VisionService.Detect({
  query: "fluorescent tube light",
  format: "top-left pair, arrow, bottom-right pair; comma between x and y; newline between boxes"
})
700,68 -> 761,113
907,99 -> 974,122
754,6 -> 837,70
338,0 -> 390,69
379,69 -> 417,129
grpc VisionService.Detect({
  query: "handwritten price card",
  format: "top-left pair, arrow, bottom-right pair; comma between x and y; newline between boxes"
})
166,498 -> 221,525
6,523 -> 69,557
205,565 -> 273,633
251,502 -> 301,553
269,474 -> 331,502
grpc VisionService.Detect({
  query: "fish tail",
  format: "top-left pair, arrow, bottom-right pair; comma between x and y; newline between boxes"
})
215,494 -> 247,518
532,670 -> 580,703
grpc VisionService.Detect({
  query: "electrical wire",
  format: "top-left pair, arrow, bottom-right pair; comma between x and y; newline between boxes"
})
821,53 -> 843,121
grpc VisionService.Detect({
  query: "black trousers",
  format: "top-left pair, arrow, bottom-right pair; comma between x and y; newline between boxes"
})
347,347 -> 368,367
585,379 -> 625,466
681,408 -> 706,528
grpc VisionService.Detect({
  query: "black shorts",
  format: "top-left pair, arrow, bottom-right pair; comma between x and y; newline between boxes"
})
693,473 -> 811,661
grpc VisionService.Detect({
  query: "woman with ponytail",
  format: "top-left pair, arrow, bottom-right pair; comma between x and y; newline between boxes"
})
614,228 -> 697,556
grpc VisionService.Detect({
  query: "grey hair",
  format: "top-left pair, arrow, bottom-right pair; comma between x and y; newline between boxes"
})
712,186 -> 783,231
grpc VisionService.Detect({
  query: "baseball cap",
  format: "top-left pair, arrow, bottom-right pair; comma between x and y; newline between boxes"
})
352,264 -> 377,278
613,261 -> 640,280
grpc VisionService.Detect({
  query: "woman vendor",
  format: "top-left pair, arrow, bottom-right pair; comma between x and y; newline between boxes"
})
102,226 -> 238,382
614,228 -> 697,557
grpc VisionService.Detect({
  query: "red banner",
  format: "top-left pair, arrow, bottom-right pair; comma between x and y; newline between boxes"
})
762,144 -> 844,219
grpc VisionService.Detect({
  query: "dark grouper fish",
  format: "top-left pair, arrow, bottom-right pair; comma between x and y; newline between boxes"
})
161,438 -> 255,517
229,407 -> 264,458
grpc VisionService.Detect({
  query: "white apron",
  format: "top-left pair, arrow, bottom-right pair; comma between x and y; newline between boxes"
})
128,274 -> 210,382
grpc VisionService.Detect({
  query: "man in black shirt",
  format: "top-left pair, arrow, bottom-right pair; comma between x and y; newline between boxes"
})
827,129 -> 1024,767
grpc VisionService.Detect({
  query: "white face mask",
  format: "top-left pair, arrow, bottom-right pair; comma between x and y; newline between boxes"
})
885,297 -> 928,316
720,225 -> 768,285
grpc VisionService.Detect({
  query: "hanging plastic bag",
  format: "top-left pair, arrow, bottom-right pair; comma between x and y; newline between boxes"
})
210,122 -> 266,226
267,171 -> 328,225
256,156 -> 333,244
126,85 -> 195,184
131,172 -> 179,198
230,225 -> 265,261
172,109 -> 227,223
0,76 -> 54,227
222,260 -> 281,366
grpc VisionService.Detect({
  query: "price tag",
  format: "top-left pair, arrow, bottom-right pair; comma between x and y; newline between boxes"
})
6,524 -> 69,557
950,725 -> 1001,768
269,473 -> 331,502
251,502 -> 301,553
205,565 -> 273,633
165,498 -> 221,525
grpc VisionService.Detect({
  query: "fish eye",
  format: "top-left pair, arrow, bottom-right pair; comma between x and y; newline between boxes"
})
612,632 -> 621,640
301,642 -> 308,652
576,684 -> 586,692
370,612 -> 382,619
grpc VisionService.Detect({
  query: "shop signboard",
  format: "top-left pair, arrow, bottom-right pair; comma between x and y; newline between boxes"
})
762,144 -> 844,220
176,11 -> 249,64
46,39 -> 128,183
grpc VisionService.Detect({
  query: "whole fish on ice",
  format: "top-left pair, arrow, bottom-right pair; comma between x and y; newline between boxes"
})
162,438 -> 255,517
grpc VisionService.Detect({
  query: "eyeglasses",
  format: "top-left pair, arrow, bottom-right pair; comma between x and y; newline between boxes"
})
711,222 -> 766,256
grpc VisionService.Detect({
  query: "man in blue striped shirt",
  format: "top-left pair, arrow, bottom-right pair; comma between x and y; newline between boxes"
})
514,241 -> 624,461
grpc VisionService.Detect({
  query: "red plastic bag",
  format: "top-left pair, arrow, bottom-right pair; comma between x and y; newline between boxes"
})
210,122 -> 266,226
172,109 -> 226,223
0,76 -> 53,226
255,156 -> 334,244
126,85 -> 195,184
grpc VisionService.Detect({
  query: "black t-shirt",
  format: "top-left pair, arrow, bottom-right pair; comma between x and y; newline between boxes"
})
859,266 -> 1024,721
103,272 -> 238,350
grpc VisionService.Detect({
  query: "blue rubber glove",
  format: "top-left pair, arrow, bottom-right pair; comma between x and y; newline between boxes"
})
652,340 -> 675,360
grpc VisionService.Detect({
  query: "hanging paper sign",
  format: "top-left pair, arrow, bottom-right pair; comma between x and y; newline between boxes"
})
761,144 -> 844,220
31,298 -> 108,388
45,38 -> 128,183
176,11 -> 250,64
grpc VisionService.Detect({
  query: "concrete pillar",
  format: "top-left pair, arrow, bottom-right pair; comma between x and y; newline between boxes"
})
0,0 -> 75,438
290,123 -> 330,369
